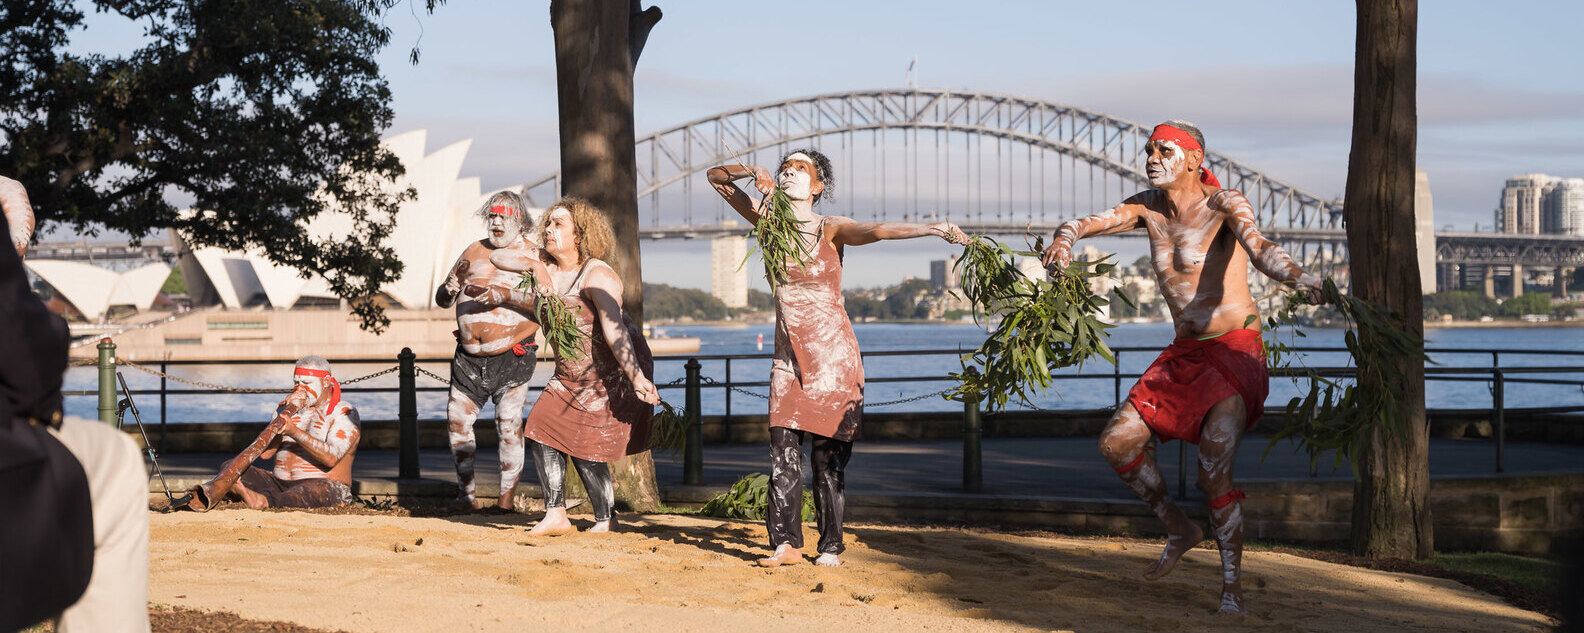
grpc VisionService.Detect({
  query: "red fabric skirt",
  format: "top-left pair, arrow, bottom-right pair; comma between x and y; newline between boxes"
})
1127,328 -> 1268,444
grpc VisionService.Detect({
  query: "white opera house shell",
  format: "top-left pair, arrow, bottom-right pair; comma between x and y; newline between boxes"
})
177,129 -> 541,310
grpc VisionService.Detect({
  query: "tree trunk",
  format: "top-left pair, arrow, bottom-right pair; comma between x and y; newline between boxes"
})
549,0 -> 661,327
550,0 -> 664,512
1344,0 -> 1430,559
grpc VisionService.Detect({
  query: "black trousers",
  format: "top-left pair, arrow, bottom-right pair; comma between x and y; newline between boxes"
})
766,427 -> 853,555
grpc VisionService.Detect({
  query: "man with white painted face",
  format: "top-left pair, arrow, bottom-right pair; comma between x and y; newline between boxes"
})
180,356 -> 361,510
1041,121 -> 1323,614
2,174 -> 36,256
707,149 -> 967,568
435,191 -> 548,511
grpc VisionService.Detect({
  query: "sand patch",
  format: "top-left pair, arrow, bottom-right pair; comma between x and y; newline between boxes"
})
149,510 -> 1555,633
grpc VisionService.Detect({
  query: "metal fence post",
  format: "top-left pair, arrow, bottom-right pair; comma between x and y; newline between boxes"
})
1112,351 -> 1122,404
962,367 -> 983,493
723,358 -> 733,441
683,358 -> 703,485
1493,368 -> 1505,474
159,359 -> 169,453
398,347 -> 419,479
97,338 -> 117,425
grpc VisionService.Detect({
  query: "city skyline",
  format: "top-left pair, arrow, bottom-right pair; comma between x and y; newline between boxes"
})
60,1 -> 1584,291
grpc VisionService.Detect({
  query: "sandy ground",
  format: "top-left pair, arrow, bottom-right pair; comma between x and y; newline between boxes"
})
148,510 -> 1554,633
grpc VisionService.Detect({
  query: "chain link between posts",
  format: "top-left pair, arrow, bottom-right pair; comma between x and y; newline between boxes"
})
110,361 -> 1065,412
116,359 -> 403,394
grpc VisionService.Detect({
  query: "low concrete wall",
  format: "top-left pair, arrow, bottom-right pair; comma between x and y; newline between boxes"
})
142,409 -> 1583,453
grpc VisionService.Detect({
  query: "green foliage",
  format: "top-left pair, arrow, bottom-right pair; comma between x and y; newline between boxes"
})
746,288 -> 774,311
1422,291 -> 1498,320
1500,293 -> 1551,317
642,283 -> 727,321
0,1 -> 430,331
517,271 -> 586,362
697,473 -> 814,522
743,187 -> 811,290
160,267 -> 186,295
1263,278 -> 1429,476
648,401 -> 687,459
946,235 -> 1126,411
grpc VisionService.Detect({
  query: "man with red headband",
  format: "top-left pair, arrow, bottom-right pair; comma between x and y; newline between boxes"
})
434,191 -> 548,511
1042,120 -> 1322,615
181,355 -> 360,509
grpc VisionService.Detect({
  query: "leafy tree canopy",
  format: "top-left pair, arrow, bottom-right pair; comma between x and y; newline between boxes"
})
0,0 -> 444,331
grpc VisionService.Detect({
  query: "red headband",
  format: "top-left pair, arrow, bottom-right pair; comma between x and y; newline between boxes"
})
293,367 -> 341,416
1147,124 -> 1220,187
489,205 -> 520,217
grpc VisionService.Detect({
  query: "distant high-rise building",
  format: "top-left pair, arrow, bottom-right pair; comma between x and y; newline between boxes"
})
1414,170 -> 1436,292
710,223 -> 748,309
1546,177 -> 1584,237
1498,174 -> 1552,234
929,254 -> 961,292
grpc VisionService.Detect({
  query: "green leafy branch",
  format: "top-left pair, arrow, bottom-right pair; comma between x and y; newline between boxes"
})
741,187 -> 812,291
1261,278 -> 1429,476
697,473 -> 815,521
516,271 -> 587,363
648,401 -> 688,459
946,235 -> 1133,411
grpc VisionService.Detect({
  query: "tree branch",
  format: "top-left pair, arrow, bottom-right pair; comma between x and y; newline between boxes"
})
628,1 -> 662,67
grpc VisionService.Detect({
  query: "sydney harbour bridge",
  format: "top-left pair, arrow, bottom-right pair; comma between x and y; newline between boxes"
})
519,89 -> 1582,297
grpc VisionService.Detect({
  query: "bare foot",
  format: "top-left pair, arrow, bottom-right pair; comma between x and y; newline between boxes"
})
1217,583 -> 1246,614
496,489 -> 516,511
755,544 -> 804,568
233,482 -> 269,510
814,553 -> 840,567
448,496 -> 477,513
587,517 -> 617,534
1142,521 -> 1203,580
528,508 -> 575,536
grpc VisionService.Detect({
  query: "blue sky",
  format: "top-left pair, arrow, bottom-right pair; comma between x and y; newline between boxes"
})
71,1 -> 1584,289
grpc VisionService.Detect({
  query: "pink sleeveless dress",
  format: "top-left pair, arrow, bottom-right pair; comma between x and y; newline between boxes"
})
770,216 -> 865,441
523,259 -> 654,462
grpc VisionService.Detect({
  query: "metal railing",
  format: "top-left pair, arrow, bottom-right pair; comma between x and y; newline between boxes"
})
72,341 -> 1583,496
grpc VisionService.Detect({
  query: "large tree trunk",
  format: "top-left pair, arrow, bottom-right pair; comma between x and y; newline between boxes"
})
1344,0 -> 1430,559
550,0 -> 664,512
549,0 -> 661,326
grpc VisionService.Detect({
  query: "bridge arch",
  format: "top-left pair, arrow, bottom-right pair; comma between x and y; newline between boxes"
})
521,89 -> 1342,232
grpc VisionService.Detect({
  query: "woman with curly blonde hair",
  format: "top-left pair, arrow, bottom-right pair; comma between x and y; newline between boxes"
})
479,195 -> 659,535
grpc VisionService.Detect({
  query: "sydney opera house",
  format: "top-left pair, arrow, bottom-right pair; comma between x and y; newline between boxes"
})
33,130 -> 547,360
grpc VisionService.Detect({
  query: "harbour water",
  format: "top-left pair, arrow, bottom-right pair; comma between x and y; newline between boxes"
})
64,322 -> 1584,424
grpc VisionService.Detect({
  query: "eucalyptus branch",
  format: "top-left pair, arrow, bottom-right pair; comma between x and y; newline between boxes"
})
517,270 -> 587,363
946,235 -> 1129,411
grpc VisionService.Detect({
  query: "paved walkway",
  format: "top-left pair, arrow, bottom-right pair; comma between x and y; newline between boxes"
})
152,435 -> 1584,500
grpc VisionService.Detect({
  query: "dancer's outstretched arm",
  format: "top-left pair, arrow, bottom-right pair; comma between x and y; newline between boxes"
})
1219,191 -> 1322,291
829,218 -> 967,247
1040,198 -> 1146,268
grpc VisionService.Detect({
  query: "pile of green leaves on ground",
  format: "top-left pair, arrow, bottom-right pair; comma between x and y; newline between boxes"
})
1261,277 -> 1429,475
945,235 -> 1131,411
697,473 -> 815,521
516,271 -> 587,362
742,187 -> 811,290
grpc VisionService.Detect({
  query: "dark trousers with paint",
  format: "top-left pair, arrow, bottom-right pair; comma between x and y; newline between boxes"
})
766,427 -> 853,555
529,441 -> 614,522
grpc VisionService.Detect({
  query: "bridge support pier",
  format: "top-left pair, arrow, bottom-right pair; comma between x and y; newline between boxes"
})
1511,263 -> 1525,297
1559,266 -> 1575,298
1483,265 -> 1497,299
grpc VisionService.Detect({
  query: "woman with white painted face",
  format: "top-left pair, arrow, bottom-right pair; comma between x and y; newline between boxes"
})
485,196 -> 660,535
706,148 -> 967,568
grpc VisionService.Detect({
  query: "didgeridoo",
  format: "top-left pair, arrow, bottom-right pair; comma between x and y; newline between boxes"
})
185,384 -> 314,511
